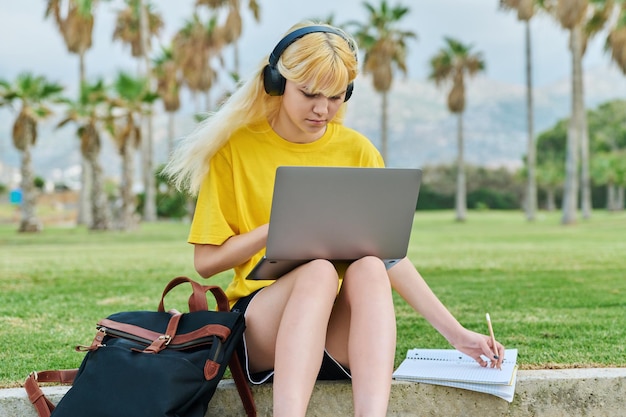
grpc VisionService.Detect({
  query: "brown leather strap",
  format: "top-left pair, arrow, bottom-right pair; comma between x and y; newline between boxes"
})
98,318 -> 232,345
201,284 -> 231,312
158,276 -> 209,312
229,352 -> 257,417
157,276 -> 232,313
77,327 -> 106,352
143,312 -> 182,354
23,370 -> 77,417
204,278 -> 255,415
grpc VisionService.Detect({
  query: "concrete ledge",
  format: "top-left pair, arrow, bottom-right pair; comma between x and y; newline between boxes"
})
2,368 -> 625,416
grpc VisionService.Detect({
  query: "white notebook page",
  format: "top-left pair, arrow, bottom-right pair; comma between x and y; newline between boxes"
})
393,348 -> 518,385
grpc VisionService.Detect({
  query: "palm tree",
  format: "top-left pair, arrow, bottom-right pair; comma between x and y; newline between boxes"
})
428,37 -> 486,222
57,80 -> 112,230
196,0 -> 261,76
44,0 -> 108,226
606,1 -> 626,72
106,72 -> 159,230
543,0 -> 612,223
499,0 -> 540,221
113,0 -> 164,222
154,46 -> 182,157
0,73 -> 64,232
348,0 -> 416,162
113,0 -> 163,59
553,0 -> 585,224
172,13 -> 221,113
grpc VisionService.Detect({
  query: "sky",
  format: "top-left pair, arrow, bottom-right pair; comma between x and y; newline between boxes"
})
1,0 -> 624,187
0,0 -> 620,97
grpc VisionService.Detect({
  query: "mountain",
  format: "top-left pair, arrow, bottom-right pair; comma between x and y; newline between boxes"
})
2,64 -> 626,188
348,64 -> 626,170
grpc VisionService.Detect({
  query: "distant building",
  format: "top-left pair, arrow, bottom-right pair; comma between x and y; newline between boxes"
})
0,161 -> 20,189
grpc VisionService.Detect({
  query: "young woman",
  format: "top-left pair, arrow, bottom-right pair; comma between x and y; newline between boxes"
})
165,21 -> 504,417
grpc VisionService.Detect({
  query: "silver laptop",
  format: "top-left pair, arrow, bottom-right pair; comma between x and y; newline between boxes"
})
246,166 -> 422,280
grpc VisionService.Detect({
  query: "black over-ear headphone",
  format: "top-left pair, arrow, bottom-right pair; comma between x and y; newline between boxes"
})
263,25 -> 355,102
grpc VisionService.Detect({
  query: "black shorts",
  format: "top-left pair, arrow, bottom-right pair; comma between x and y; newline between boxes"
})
231,289 -> 351,384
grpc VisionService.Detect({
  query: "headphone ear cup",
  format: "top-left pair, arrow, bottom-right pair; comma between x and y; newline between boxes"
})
263,65 -> 286,96
344,82 -> 354,102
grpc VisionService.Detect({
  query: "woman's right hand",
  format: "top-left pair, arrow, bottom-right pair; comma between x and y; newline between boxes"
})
450,328 -> 505,369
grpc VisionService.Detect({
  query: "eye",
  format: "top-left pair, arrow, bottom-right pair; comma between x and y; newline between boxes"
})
302,92 -> 317,99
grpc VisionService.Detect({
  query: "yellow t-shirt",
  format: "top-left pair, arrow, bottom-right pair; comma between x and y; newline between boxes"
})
188,119 -> 384,305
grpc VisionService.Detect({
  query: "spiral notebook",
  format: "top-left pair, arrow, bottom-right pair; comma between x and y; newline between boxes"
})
393,348 -> 518,402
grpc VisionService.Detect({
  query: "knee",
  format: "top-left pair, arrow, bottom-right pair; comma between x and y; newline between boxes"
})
347,256 -> 387,276
296,259 -> 339,294
345,256 -> 391,289
306,258 -> 339,277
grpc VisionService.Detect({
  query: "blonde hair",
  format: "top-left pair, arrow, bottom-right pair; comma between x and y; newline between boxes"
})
164,22 -> 359,195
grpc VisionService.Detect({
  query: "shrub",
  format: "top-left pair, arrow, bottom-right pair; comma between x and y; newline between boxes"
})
467,188 -> 519,210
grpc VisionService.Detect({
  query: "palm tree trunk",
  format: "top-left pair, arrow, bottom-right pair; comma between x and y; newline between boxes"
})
89,155 -> 112,230
120,138 -> 136,231
205,91 -> 211,111
139,0 -> 157,222
78,160 -> 93,226
455,112 -> 466,222
77,51 -> 93,227
167,112 -> 176,157
83,125 -> 111,231
524,20 -> 537,221
546,188 -> 556,212
193,92 -> 200,114
607,184 -> 615,211
580,111 -> 592,219
381,90 -> 389,162
18,144 -> 42,232
141,113 -> 157,221
561,25 -> 583,225
233,40 -> 240,76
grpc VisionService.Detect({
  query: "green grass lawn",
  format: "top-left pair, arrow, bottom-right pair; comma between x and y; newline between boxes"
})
1,210 -> 625,387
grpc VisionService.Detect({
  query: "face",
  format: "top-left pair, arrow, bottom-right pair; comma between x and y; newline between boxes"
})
272,80 -> 346,144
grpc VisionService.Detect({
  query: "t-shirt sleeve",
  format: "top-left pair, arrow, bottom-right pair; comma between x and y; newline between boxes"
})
371,151 -> 385,168
188,152 -> 238,245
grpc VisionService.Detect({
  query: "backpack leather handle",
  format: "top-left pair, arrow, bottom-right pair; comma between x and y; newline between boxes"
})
158,276 -> 230,313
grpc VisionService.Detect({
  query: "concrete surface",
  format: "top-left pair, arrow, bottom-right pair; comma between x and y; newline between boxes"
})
1,368 -> 624,416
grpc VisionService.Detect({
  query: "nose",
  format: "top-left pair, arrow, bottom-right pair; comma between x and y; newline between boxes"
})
312,96 -> 329,116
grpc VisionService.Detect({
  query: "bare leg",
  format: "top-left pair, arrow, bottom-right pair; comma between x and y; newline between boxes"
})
243,259 -> 339,417
326,256 -> 396,417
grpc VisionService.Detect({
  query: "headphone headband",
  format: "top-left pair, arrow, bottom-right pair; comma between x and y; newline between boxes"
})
268,25 -> 353,67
